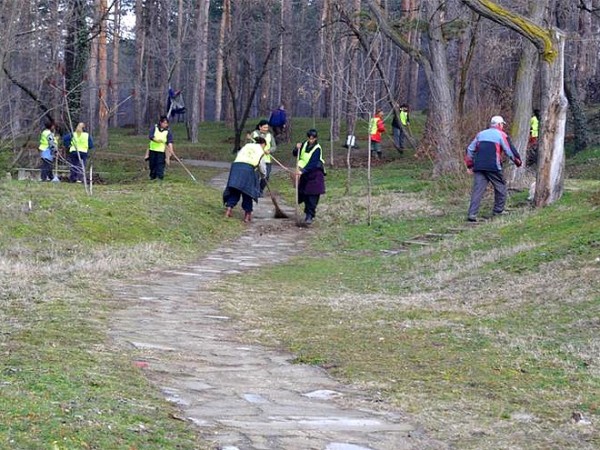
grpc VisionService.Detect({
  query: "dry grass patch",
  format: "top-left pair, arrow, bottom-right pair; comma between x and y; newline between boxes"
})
213,250 -> 600,449
320,192 -> 443,223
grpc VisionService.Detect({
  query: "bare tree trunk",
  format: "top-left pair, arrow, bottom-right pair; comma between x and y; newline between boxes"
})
575,0 -> 595,102
425,1 -> 460,176
280,0 -> 293,120
556,1 -> 588,153
134,0 -> 145,134
88,35 -> 98,134
345,0 -> 361,137
224,45 -> 278,151
362,0 -> 460,176
214,0 -> 230,122
319,0 -> 329,120
173,0 -> 184,89
97,0 -> 109,148
462,0 -> 568,207
507,0 -> 545,189
536,32 -> 567,206
406,0 -> 420,108
259,25 -> 272,116
189,0 -> 207,143
457,13 -> 480,117
110,0 -> 120,128
198,0 -> 210,122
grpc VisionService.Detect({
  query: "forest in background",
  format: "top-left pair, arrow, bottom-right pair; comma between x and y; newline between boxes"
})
0,1 -> 599,182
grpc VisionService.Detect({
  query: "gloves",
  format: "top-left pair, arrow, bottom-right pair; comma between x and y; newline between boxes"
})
514,157 -> 522,167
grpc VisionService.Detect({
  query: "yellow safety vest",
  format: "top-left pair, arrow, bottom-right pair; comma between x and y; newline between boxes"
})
39,129 -> 52,150
530,116 -> 539,138
149,126 -> 169,152
369,117 -> 378,135
298,142 -> 324,171
235,143 -> 264,167
400,111 -> 408,126
251,130 -> 274,163
70,132 -> 89,153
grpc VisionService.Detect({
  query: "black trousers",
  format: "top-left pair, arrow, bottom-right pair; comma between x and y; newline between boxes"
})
148,150 -> 166,180
40,158 -> 53,181
300,194 -> 320,219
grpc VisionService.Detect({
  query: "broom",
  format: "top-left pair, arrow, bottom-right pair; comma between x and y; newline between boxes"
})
262,177 -> 288,219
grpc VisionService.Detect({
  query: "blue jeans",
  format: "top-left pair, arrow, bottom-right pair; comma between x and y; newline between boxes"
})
393,126 -> 404,149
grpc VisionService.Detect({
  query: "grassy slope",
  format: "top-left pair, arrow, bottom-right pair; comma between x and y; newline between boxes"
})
215,123 -> 600,449
1,115 -> 598,449
0,160 -> 240,448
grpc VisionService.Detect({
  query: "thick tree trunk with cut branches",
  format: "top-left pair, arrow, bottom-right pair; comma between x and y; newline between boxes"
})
462,0 -> 568,207
536,32 -> 567,205
364,0 -> 460,176
506,0 -> 545,189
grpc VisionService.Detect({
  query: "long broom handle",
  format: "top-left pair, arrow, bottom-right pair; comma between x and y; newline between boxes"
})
269,154 -> 294,174
294,146 -> 300,223
171,153 -> 198,182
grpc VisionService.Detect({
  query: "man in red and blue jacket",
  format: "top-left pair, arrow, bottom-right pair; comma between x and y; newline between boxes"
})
464,115 -> 522,222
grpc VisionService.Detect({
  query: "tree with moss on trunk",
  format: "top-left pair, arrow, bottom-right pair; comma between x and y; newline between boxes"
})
462,0 -> 568,207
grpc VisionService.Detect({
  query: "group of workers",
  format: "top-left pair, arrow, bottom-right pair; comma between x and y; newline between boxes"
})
38,115 -> 175,183
224,117 -> 326,225
369,104 -> 410,159
37,104 -> 541,226
38,120 -> 94,183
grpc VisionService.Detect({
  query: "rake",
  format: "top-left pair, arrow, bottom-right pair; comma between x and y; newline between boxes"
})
171,153 -> 198,182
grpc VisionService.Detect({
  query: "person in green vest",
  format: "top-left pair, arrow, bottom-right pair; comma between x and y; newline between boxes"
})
293,129 -> 326,225
223,137 -> 267,223
527,109 -> 540,166
147,116 -> 174,180
392,103 -> 410,152
63,122 -> 94,183
251,119 -> 276,197
38,120 -> 57,181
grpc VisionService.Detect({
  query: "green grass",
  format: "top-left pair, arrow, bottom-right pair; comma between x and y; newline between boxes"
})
214,141 -> 600,448
1,116 -> 598,449
0,170 -> 240,449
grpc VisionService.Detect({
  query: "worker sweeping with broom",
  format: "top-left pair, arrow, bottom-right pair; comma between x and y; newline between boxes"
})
223,137 -> 267,223
293,129 -> 326,225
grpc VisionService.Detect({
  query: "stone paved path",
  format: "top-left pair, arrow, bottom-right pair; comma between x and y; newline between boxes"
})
109,168 -> 444,450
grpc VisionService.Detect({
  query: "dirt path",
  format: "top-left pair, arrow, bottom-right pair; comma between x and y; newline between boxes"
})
109,167 -> 445,450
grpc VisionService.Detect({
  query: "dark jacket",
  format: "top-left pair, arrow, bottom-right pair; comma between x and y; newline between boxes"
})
293,141 -> 326,196
465,126 -> 521,172
223,162 -> 261,203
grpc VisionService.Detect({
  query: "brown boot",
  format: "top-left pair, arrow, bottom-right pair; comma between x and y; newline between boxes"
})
243,211 -> 252,223
224,207 -> 233,218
